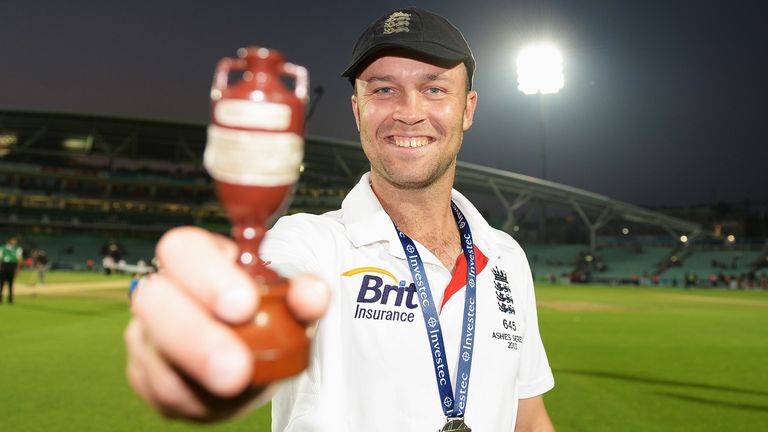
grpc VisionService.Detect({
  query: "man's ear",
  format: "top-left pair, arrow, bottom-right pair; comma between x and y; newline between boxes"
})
462,90 -> 478,131
351,91 -> 361,132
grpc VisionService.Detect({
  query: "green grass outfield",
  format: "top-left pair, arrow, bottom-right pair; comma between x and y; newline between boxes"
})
1,272 -> 767,431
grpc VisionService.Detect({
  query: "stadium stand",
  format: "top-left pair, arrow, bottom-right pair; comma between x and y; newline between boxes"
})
8,109 -> 764,289
593,245 -> 673,282
522,244 -> 584,282
660,247 -> 767,288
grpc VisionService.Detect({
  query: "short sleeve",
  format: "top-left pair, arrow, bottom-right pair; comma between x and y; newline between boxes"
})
516,260 -> 555,398
260,213 -> 337,287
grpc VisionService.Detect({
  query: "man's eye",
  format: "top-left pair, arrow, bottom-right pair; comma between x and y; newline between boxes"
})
374,87 -> 394,95
426,87 -> 444,95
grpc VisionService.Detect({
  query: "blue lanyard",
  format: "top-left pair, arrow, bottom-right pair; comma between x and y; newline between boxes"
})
394,201 -> 477,418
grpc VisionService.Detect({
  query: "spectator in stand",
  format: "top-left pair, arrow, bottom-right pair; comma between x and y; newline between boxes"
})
747,271 -> 757,288
684,272 -> 694,288
730,276 -> 739,289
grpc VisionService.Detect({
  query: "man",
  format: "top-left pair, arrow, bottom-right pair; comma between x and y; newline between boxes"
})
33,249 -> 50,290
0,236 -> 23,304
126,7 -> 555,431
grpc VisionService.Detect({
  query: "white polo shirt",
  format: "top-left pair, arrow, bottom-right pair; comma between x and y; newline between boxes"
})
262,173 -> 554,432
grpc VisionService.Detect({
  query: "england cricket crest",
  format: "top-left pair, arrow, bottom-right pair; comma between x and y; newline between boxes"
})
492,266 -> 515,315
383,11 -> 411,34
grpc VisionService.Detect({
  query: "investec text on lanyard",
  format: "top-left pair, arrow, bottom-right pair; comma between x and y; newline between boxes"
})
394,202 -> 477,424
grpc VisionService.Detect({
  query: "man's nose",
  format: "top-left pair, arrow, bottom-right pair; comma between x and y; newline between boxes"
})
392,91 -> 426,125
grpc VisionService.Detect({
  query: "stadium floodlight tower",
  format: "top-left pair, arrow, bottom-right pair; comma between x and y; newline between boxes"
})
516,43 -> 564,180
516,43 -> 564,243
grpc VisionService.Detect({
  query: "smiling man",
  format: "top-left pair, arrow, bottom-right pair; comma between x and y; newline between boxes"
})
126,7 -> 555,432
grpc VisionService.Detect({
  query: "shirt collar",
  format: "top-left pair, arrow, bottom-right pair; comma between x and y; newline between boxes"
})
341,172 -> 500,260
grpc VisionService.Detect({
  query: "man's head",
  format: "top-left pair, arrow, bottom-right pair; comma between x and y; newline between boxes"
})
344,8 -> 478,191
341,7 -> 475,92
6,236 -> 16,246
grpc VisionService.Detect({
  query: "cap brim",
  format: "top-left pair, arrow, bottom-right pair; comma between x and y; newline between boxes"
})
341,41 -> 469,79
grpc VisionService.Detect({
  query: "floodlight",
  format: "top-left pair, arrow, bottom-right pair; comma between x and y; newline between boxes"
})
516,44 -> 564,95
0,133 -> 17,147
62,136 -> 93,152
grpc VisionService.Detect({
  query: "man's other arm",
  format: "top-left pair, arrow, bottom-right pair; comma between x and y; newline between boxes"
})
515,395 -> 555,432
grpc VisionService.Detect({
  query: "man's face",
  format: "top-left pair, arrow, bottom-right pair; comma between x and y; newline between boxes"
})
351,55 -> 477,190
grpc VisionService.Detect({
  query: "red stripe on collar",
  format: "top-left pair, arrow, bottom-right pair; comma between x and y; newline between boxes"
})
440,245 -> 488,313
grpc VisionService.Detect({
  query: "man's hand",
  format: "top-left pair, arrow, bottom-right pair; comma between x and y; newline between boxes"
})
125,226 -> 330,421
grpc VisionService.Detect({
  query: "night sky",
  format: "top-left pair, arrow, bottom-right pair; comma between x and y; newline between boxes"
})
1,0 -> 766,207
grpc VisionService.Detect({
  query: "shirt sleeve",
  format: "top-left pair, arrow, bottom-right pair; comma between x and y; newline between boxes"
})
516,256 -> 555,398
260,213 -> 334,285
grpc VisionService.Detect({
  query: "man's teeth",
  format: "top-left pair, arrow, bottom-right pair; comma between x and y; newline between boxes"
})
393,137 -> 429,148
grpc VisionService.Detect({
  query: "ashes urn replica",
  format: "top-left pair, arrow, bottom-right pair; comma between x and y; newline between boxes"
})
204,47 -> 310,384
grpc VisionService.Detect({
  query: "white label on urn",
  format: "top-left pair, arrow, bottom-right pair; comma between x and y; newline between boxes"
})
214,100 -> 292,130
204,125 -> 303,186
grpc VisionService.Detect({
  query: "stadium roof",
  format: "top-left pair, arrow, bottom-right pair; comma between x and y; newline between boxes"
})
1,109 -> 702,248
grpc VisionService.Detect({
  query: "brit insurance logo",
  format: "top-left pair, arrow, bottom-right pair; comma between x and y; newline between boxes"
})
341,266 -> 417,323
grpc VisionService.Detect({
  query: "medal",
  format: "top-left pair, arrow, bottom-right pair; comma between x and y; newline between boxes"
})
440,418 -> 472,432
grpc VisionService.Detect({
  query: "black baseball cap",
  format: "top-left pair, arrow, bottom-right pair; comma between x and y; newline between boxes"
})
341,7 -> 475,88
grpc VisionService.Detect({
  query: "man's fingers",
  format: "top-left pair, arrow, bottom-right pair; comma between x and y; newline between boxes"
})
286,273 -> 331,322
125,320 -> 156,404
155,226 -> 258,323
126,316 -> 272,422
132,273 -> 252,397
125,319 -> 209,418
